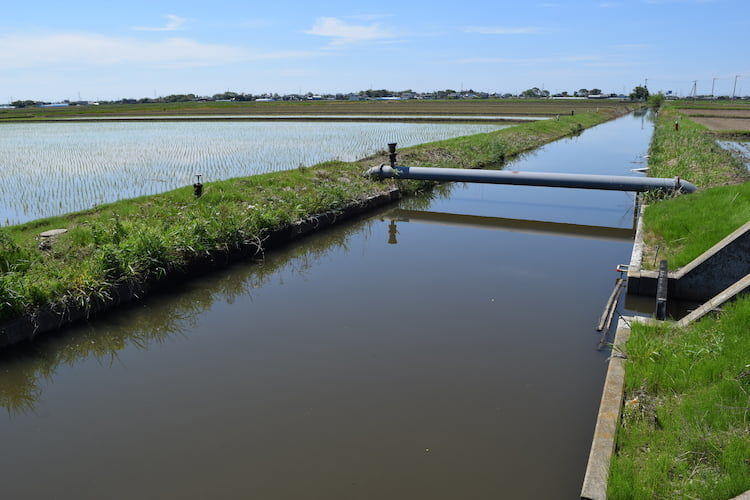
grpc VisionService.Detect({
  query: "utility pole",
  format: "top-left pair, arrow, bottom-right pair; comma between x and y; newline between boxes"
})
711,77 -> 717,98
644,78 -> 648,88
733,75 -> 741,99
691,80 -> 697,97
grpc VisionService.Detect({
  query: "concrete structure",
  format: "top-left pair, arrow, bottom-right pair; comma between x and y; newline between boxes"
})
628,220 -> 750,302
580,318 -> 631,500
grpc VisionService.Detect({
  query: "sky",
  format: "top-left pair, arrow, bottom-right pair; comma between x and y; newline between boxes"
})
1,0 -> 748,102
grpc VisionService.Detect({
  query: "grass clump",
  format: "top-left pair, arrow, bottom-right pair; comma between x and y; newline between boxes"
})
642,182 -> 750,268
608,296 -> 750,499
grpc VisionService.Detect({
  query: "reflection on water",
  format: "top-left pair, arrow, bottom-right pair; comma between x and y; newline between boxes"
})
385,209 -> 635,242
0,210 -> 388,413
0,113 -> 654,500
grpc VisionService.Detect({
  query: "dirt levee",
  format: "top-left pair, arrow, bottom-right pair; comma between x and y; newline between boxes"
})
690,116 -> 750,131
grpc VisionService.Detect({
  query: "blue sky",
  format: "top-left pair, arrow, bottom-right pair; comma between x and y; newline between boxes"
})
2,0 -> 748,101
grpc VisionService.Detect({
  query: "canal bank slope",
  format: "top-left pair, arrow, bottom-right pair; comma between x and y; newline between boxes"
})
607,104 -> 750,499
0,109 -> 628,347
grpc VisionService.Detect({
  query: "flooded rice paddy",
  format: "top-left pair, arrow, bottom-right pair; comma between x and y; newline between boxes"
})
46,114 -> 544,121
718,139 -> 750,170
0,121 -> 509,225
0,112 -> 652,499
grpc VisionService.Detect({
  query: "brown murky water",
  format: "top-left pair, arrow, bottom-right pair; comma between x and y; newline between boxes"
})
0,112 -> 653,499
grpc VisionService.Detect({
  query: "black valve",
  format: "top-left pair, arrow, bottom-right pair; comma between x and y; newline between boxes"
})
193,174 -> 203,198
388,143 -> 397,168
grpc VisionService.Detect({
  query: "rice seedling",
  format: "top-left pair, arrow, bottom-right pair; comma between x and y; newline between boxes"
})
0,121 -> 510,225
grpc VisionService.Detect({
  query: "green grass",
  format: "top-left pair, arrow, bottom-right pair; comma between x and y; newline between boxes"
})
642,182 -> 750,268
671,99 -> 750,110
0,110 -> 620,325
648,107 -> 747,187
608,296 -> 750,499
640,105 -> 750,269
611,101 -> 750,498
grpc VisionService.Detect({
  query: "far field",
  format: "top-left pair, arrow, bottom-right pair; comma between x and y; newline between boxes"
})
689,116 -> 750,131
672,100 -> 750,131
0,99 -> 634,121
678,108 -> 750,118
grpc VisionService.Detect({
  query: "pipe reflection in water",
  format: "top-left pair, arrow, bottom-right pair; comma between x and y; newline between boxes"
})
385,209 -> 635,243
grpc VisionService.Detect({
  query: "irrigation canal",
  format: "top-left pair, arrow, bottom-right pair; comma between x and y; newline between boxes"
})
0,111 -> 653,499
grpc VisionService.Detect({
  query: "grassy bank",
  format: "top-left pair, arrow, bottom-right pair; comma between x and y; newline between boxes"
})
608,104 -> 750,498
641,106 -> 749,269
608,296 -> 750,499
0,110 -> 622,332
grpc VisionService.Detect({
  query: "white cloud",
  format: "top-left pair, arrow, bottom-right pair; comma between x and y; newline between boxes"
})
0,33 -> 317,69
133,14 -> 187,32
463,26 -> 542,35
305,17 -> 396,44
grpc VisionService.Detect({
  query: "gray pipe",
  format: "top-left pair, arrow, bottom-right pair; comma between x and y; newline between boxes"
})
366,165 -> 698,193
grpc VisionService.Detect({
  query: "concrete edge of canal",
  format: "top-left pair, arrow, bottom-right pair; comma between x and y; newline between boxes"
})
580,317 -> 631,500
0,188 -> 403,350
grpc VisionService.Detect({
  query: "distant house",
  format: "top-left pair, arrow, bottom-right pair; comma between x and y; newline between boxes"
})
40,103 -> 69,107
0,105 -> 15,109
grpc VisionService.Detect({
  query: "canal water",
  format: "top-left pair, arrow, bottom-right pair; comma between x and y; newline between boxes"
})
0,111 -> 653,499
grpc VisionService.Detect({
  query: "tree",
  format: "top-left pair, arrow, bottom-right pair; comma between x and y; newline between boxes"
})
589,88 -> 602,95
576,88 -> 589,97
629,86 -> 650,101
11,100 -> 38,108
647,92 -> 665,109
521,87 -> 549,98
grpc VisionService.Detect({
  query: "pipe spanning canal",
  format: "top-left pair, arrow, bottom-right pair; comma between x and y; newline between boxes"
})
0,111 -> 653,499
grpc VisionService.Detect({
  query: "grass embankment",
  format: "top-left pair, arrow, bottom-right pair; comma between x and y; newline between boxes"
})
608,104 -> 750,498
0,99 -> 630,121
0,110 -> 620,329
640,106 -> 749,269
608,296 -> 750,499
